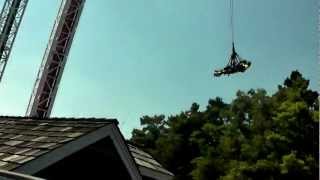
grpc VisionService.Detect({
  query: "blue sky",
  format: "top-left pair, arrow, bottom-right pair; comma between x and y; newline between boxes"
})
0,0 -> 317,138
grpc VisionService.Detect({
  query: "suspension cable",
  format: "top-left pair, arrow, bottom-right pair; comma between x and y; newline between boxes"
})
230,0 -> 234,45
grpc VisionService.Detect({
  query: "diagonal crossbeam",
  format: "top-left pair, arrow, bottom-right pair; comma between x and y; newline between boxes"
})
0,0 -> 28,82
26,0 -> 85,118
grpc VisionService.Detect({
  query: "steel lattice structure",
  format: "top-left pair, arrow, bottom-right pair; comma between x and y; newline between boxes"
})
0,0 -> 28,82
26,0 -> 85,118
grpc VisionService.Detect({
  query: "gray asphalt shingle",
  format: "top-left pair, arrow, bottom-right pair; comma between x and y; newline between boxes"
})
0,116 -> 174,178
0,116 -> 116,171
128,144 -> 174,176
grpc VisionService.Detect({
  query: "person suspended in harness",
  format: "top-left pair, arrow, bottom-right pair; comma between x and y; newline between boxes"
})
214,43 -> 251,77
213,0 -> 251,77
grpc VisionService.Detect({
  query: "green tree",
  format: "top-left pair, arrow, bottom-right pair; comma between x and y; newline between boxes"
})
130,70 -> 318,180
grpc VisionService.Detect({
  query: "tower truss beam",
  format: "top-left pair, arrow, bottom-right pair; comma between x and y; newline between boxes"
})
0,0 -> 28,82
26,0 -> 85,118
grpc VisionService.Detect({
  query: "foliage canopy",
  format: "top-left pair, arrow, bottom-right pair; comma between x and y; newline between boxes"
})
130,71 -> 319,180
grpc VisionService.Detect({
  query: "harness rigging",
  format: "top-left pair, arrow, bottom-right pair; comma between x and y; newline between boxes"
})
214,0 -> 251,77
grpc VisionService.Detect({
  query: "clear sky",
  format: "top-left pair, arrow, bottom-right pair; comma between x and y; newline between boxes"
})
0,0 -> 317,138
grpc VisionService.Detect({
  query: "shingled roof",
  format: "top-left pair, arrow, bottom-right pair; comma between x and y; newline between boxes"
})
129,144 -> 174,179
0,116 -> 117,171
0,116 -> 174,180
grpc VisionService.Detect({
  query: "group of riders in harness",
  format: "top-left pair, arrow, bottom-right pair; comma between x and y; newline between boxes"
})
214,44 -> 251,77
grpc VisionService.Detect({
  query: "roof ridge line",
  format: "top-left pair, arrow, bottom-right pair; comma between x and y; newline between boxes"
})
0,116 -> 119,125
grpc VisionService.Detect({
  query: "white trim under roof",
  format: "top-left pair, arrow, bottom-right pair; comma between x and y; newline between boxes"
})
14,124 -> 142,180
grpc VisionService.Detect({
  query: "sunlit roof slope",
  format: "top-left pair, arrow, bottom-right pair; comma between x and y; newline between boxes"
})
0,116 -> 117,171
